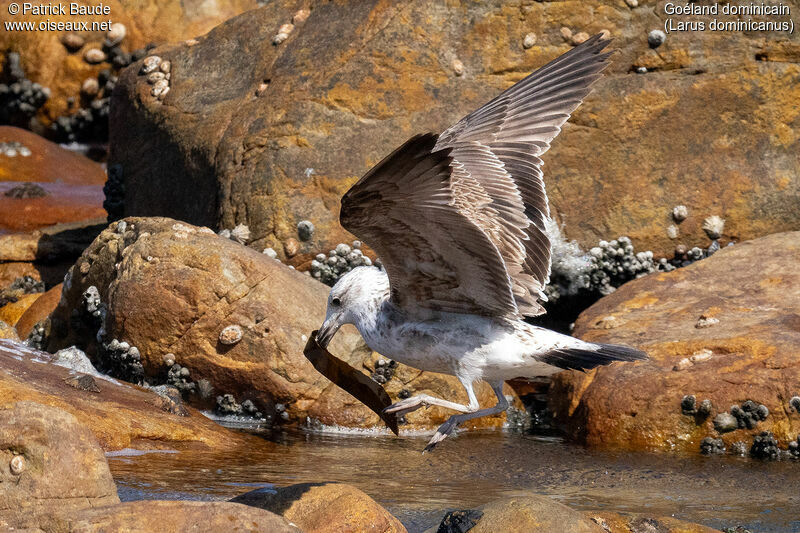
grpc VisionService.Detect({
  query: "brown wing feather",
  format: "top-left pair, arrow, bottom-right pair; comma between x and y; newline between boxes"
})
435,34 -> 612,316
340,134 -> 518,317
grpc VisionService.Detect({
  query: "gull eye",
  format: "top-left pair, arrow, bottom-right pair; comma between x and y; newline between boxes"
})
331,297 -> 341,307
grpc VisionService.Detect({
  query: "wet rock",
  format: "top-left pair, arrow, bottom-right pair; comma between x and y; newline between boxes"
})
458,491 -> 604,532
0,127 -> 107,233
47,217 -> 516,431
550,232 -> 800,452
0,401 -> 119,528
0,339 -> 258,451
71,501 -> 300,532
232,482 -> 406,533
585,511 -> 721,533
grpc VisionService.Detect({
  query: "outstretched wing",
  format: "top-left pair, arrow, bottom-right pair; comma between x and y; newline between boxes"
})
436,34 -> 612,316
340,133 -> 518,317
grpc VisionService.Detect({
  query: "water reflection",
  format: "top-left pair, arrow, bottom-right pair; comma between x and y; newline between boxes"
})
108,428 -> 800,533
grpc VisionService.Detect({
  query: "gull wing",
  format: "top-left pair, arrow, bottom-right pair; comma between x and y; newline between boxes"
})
435,34 -> 612,316
340,133 -> 519,317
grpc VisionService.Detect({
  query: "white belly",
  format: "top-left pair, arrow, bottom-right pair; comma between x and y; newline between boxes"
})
355,310 -> 573,382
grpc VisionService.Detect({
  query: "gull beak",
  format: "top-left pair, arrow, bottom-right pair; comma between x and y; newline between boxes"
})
316,317 -> 341,348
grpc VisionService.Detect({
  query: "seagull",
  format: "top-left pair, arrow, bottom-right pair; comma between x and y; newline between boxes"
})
316,34 -> 646,451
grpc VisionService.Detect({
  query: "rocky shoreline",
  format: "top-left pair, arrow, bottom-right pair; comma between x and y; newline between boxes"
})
2,0 -> 799,531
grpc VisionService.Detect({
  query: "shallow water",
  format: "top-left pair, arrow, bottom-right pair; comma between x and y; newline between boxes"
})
109,428 -> 800,533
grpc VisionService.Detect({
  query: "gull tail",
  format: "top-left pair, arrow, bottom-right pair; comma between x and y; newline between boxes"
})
540,343 -> 647,372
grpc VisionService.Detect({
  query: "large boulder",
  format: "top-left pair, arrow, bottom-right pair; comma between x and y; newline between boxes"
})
67,501 -> 300,533
0,127 -> 106,232
46,217 -> 515,430
232,482 -> 406,533
0,339 -> 259,451
0,1 -> 260,126
109,1 -> 800,260
549,232 -> 800,453
0,401 -> 120,528
584,512 -> 721,533
433,492 -> 604,533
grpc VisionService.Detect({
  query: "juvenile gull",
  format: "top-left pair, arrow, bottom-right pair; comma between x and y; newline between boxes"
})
316,35 -> 646,451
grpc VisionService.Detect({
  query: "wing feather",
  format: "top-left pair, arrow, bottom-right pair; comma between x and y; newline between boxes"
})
341,134 -> 518,317
434,34 -> 612,316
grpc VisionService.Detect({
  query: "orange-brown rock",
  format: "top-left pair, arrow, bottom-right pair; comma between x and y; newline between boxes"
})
0,292 -> 41,326
0,127 -> 106,232
46,217 -> 515,430
0,339 -> 259,451
0,401 -> 120,528
585,511 -> 721,533
439,492 -> 604,533
15,282 -> 62,339
0,219 -> 105,262
0,261 -> 40,290
0,3 -> 260,126
232,482 -> 406,533
109,1 -> 800,259
0,320 -> 19,341
67,501 -> 300,533
549,232 -> 800,453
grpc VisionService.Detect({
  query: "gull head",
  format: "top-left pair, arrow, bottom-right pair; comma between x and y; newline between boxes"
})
316,266 -> 389,348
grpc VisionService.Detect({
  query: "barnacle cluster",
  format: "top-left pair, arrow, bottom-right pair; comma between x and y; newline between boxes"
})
310,241 -> 374,286
0,141 -> 32,158
788,435 -> 800,458
681,395 -> 712,418
700,437 -> 725,455
370,358 -> 397,384
587,237 -> 673,296
216,393 -> 263,419
100,338 -> 145,383
0,52 -> 50,127
730,400 -> 769,430
750,431 -> 780,460
164,363 -> 194,394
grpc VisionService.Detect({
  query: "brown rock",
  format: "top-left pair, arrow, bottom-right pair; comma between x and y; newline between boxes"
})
232,482 -> 406,533
0,262 -> 40,291
585,511 -> 721,533
0,1 -> 260,126
108,2 -> 800,258
0,339 -> 259,451
465,492 -> 604,533
0,293 -> 41,326
0,219 -> 105,262
15,282 -> 62,338
0,401 -> 120,528
0,127 -> 106,233
47,217 -> 515,430
69,501 -> 300,532
0,320 -> 19,341
549,232 -> 800,452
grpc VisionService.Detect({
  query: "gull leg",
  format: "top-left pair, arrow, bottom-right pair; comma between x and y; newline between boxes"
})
423,381 -> 508,453
383,375 -> 481,419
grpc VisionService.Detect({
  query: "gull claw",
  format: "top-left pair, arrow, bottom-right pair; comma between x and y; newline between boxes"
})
383,396 -> 429,418
422,417 -> 459,453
